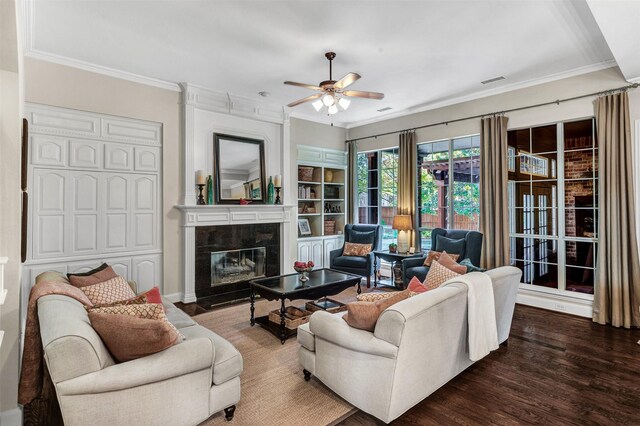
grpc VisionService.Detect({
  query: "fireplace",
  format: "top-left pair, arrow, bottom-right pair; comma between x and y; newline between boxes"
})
195,223 -> 280,306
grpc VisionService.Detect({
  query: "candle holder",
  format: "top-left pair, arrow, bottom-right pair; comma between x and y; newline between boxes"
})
275,187 -> 282,205
196,184 -> 206,205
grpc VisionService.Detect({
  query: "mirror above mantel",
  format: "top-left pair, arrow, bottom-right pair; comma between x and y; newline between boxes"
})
213,133 -> 266,204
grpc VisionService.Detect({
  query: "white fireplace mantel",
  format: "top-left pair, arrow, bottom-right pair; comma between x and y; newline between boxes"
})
176,204 -> 294,227
176,204 -> 294,303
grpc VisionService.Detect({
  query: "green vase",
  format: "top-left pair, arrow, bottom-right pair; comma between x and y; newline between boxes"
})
206,175 -> 213,204
267,176 -> 275,204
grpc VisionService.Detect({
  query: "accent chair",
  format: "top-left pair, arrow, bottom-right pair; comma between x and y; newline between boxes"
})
401,228 -> 483,285
329,224 -> 383,288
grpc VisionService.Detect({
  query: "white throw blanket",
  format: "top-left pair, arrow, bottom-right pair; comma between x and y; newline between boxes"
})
443,272 -> 499,361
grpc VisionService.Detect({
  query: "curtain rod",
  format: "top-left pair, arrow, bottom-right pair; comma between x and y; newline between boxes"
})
345,83 -> 639,144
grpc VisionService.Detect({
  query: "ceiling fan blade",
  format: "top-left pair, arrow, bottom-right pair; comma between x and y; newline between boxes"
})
287,93 -> 323,108
334,72 -> 361,90
343,90 -> 385,100
284,81 -> 324,91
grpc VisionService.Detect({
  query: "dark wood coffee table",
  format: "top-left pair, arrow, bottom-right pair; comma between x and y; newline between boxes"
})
249,269 -> 362,344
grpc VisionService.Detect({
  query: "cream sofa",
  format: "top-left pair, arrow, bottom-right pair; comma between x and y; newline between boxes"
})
297,266 -> 521,423
35,271 -> 242,425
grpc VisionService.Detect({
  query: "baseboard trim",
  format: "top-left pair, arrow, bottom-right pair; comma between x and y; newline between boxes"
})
1,407 -> 23,426
163,292 -> 183,303
517,288 -> 592,318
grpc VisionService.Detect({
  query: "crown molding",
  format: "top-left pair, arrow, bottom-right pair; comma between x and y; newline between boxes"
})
180,83 -> 286,124
25,49 -> 181,92
346,59 -> 618,129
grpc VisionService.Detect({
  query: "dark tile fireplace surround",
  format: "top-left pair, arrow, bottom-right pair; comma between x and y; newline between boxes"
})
195,223 -> 280,307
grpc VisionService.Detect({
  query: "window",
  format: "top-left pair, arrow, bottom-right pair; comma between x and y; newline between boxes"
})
418,136 -> 480,249
357,148 -> 398,247
507,118 -> 597,295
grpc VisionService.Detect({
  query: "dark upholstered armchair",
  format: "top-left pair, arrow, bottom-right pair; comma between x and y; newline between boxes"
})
329,224 -> 383,288
401,228 -> 483,285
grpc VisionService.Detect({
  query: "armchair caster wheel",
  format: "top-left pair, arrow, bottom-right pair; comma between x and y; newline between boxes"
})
303,369 -> 312,381
224,405 -> 236,421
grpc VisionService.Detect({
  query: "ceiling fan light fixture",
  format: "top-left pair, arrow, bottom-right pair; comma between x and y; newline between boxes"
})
338,97 -> 350,110
312,99 -> 324,111
327,104 -> 338,115
322,94 -> 335,107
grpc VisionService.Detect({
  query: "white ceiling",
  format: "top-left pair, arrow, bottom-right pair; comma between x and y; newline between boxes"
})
25,0 -> 622,126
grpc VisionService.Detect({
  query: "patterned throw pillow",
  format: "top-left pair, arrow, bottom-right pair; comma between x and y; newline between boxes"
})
356,292 -> 397,302
423,259 -> 462,290
90,287 -> 163,309
67,264 -> 119,288
80,276 -> 137,305
343,242 -> 372,256
423,250 -> 460,267
88,304 -> 182,363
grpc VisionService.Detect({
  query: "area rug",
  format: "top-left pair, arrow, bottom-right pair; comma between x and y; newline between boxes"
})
195,285 -> 372,425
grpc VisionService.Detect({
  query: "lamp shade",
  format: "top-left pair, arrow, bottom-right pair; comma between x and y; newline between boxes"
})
392,215 -> 412,231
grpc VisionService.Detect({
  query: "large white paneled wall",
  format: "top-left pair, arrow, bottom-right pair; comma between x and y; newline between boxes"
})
22,104 -> 163,312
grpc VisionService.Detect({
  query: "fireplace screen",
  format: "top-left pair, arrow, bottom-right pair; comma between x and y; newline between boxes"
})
211,247 -> 266,286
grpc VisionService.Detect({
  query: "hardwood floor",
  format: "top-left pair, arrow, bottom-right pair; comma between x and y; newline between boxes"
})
338,304 -> 640,425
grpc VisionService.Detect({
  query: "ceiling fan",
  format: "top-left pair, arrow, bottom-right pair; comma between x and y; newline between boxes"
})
285,52 -> 384,114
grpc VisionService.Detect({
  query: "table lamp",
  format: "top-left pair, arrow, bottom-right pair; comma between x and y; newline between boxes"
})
392,215 -> 412,254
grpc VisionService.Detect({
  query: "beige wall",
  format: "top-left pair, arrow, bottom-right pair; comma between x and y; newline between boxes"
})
24,58 -> 183,297
0,0 -> 23,415
348,67 -> 635,150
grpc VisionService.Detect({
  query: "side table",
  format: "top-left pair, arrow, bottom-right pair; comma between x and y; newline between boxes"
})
373,250 -> 424,289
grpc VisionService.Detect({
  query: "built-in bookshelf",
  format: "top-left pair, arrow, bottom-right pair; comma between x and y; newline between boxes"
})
297,165 -> 346,238
296,146 -> 347,269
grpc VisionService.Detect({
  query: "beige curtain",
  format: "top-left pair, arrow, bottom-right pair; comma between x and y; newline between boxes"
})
479,115 -> 510,269
347,141 -> 358,224
398,131 -> 417,247
593,91 -> 640,328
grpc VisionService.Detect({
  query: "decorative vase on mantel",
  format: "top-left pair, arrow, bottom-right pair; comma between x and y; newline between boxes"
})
267,176 -> 275,204
206,175 -> 213,205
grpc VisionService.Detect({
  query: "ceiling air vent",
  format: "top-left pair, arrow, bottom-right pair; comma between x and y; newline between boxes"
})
481,76 -> 505,85
377,107 -> 392,112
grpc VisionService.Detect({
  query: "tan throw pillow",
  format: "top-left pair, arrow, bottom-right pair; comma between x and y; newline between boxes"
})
424,259 -> 461,290
423,250 -> 460,267
343,242 -> 372,256
88,304 -> 181,362
438,251 -> 467,275
68,264 -> 118,288
80,276 -> 137,305
356,292 -> 397,302
343,290 -> 410,331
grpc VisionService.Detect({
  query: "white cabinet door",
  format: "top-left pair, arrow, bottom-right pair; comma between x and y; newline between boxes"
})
311,240 -> 324,269
132,254 -> 162,293
32,169 -> 67,259
69,140 -> 102,169
104,144 -> 133,170
69,172 -> 99,255
324,236 -> 344,268
103,174 -> 129,251
131,175 -> 157,250
134,146 -> 160,172
32,136 -> 67,167
298,241 -> 312,263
